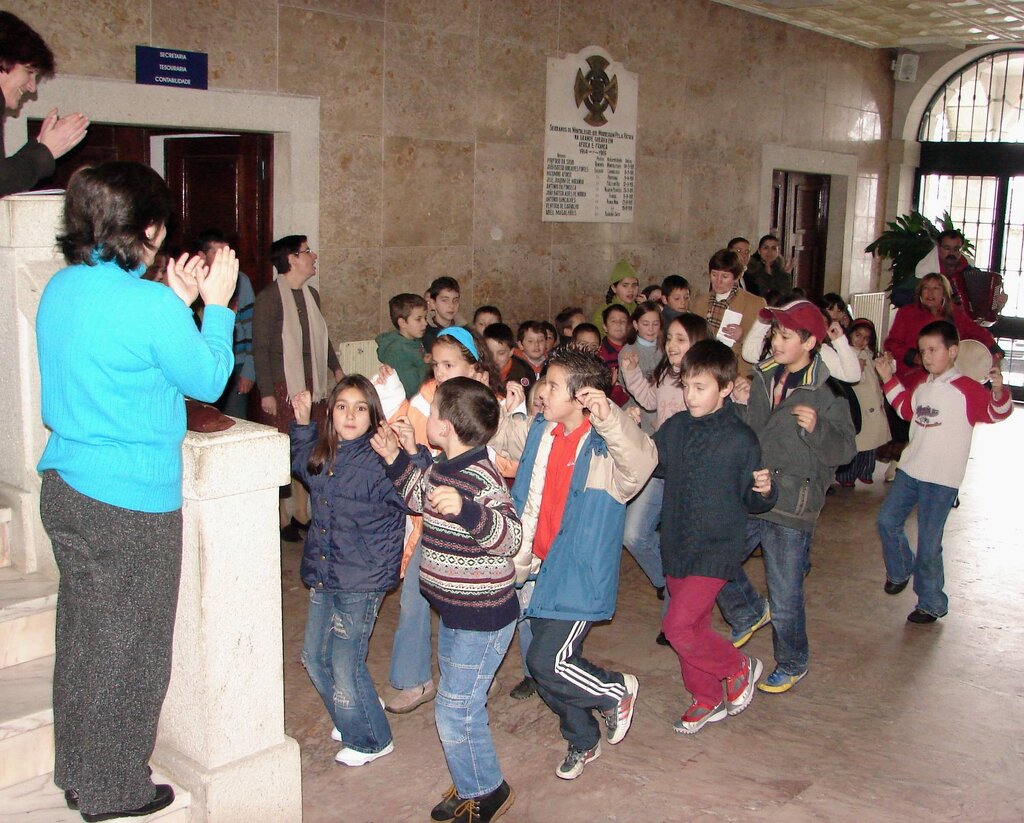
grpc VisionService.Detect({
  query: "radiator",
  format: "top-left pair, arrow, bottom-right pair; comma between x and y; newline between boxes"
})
337,339 -> 383,378
849,292 -> 891,340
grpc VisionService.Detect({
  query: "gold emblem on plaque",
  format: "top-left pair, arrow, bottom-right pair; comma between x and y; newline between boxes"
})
574,55 -> 618,127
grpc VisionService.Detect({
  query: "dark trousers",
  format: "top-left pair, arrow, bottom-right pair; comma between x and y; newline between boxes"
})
525,618 -> 626,751
40,471 -> 182,815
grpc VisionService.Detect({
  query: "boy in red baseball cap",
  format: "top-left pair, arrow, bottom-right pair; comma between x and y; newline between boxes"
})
719,300 -> 856,693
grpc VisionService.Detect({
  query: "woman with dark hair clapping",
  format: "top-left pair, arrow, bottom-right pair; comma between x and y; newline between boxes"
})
36,161 -> 237,821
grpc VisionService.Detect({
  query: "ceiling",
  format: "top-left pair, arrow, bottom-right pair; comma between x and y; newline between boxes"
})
712,0 -> 1024,50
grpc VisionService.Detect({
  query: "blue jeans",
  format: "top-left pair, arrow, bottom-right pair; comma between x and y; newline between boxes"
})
717,518 -> 813,676
877,470 -> 958,617
302,589 -> 392,754
435,620 -> 516,799
623,476 -> 666,590
388,540 -> 434,689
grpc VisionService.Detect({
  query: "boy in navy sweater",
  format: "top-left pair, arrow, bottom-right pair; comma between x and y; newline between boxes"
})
875,320 -> 1012,623
655,341 -> 777,734
372,377 -> 522,823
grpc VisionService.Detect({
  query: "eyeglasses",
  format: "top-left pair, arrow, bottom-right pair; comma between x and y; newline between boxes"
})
294,248 -> 315,256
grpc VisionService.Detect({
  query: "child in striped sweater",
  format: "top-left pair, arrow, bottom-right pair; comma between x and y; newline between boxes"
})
372,376 -> 524,823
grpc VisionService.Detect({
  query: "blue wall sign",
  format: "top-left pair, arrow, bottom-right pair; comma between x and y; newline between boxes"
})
135,46 -> 208,90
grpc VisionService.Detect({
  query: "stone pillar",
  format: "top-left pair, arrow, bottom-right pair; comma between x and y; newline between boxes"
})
155,420 -> 302,823
0,193 -> 64,576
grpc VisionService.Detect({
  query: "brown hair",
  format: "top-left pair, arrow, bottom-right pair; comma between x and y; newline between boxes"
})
681,339 -> 738,390
652,312 -> 710,388
58,162 -> 171,271
389,293 -> 428,328
431,329 -> 503,396
0,12 -> 55,76
708,249 -> 744,278
435,377 -> 501,447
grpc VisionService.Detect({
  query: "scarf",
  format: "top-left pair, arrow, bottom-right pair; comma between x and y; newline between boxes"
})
278,277 -> 331,402
704,286 -> 739,334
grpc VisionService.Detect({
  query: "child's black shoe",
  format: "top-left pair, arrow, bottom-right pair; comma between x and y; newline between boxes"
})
452,781 -> 514,823
431,784 -> 461,822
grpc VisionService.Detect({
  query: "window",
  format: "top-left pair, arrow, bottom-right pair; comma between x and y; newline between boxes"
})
917,49 -> 1024,319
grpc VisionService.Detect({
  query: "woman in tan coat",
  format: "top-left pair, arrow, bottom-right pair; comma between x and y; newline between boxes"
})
690,249 -> 767,377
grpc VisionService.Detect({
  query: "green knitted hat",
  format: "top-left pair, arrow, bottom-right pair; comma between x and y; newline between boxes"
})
609,258 -> 638,285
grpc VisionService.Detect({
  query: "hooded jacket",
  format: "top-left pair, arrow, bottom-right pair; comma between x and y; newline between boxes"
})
740,354 -> 856,533
291,423 -> 414,593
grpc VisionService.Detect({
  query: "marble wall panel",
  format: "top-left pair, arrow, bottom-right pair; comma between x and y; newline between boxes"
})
621,156 -> 684,245
278,7 -> 383,135
477,0 -> 560,49
387,0 -> 479,37
317,246 -> 383,342
320,132 -> 382,248
382,137 -> 474,247
384,25 -> 478,142
550,243 -> 625,319
379,245 -> 474,328
281,0 -> 385,20
635,69 -> 690,159
152,0 -> 277,91
19,0 -> 149,80
783,95 -> 825,150
473,142 -> 549,247
473,39 -> 548,145
471,244 -> 552,327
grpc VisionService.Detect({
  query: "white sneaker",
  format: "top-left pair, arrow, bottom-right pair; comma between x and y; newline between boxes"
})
335,741 -> 394,767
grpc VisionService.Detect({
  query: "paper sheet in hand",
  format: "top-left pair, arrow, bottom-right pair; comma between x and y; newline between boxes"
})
715,308 -> 743,347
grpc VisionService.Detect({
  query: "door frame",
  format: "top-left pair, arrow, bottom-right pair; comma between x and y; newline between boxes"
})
4,75 -> 319,279
758,145 -> 859,296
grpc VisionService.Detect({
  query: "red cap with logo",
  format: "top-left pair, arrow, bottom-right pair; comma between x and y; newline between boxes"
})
758,299 -> 827,345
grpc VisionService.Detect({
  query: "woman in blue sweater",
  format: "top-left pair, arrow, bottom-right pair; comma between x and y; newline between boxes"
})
36,162 -> 237,821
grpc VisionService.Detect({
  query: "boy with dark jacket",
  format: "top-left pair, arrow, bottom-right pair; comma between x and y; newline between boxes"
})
492,346 -> 658,781
655,341 -> 777,734
719,300 -> 856,694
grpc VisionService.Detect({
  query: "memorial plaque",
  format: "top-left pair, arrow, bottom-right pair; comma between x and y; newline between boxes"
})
543,46 -> 637,223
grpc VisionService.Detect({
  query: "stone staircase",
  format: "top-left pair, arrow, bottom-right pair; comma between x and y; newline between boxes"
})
0,507 -> 191,822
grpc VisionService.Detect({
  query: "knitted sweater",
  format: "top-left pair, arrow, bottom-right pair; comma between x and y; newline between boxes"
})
37,256 -> 234,512
883,367 -> 1012,489
386,446 -> 522,630
654,401 -> 777,579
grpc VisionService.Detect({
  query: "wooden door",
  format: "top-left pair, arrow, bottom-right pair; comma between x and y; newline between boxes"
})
164,134 -> 274,291
27,122 -> 150,190
770,170 -> 830,299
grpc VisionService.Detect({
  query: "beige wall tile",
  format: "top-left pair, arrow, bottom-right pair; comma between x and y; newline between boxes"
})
471,244 -> 552,327
474,39 -> 547,144
152,0 -> 278,91
320,132 -> 382,248
783,94 -> 825,150
281,0 -> 385,20
279,7 -> 383,135
473,142 -> 549,247
383,25 -> 478,142
383,137 -> 474,247
478,0 -> 559,49
387,0 -> 479,36
19,0 -> 149,80
317,246 -> 383,342
380,245 -> 474,329
621,156 -> 683,245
